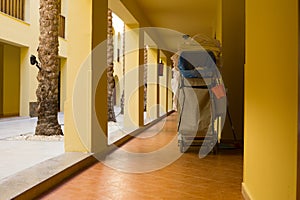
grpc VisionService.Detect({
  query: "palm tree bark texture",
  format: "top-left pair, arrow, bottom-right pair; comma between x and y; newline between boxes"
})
35,0 -> 63,135
144,46 -> 148,111
107,9 -> 116,122
120,23 -> 125,115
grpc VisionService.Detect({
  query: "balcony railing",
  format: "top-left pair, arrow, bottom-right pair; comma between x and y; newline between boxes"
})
58,15 -> 65,38
0,0 -> 24,20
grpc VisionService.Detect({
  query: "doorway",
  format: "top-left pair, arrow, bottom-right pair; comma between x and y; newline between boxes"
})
0,43 -> 20,118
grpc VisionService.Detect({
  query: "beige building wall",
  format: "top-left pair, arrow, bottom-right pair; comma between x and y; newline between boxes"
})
0,45 -> 3,115
0,0 -> 67,117
3,44 -> 20,116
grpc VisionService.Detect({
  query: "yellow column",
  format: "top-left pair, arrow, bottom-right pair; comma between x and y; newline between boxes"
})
243,0 -> 297,199
167,60 -> 173,112
64,0 -> 93,152
0,44 -> 3,116
222,0 -> 245,140
138,30 -> 145,126
19,47 -> 29,116
146,47 -> 158,123
158,53 -> 167,116
92,0 -> 108,153
124,24 -> 140,131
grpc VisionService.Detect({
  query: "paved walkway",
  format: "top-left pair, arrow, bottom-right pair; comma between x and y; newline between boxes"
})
0,110 -> 173,181
0,114 -> 64,180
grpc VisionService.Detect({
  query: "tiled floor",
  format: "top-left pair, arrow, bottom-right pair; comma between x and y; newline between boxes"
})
39,113 -> 244,200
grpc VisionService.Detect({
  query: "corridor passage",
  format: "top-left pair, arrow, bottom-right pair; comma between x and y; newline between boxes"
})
40,113 -> 243,200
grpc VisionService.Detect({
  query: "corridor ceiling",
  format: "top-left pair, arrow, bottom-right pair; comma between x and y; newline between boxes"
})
131,0 -> 220,52
134,0 -> 219,36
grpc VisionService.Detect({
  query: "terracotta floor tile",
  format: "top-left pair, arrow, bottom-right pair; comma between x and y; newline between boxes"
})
39,113 -> 243,200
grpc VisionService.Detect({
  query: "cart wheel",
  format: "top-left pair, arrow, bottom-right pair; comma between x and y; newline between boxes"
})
179,140 -> 185,153
212,145 -> 218,155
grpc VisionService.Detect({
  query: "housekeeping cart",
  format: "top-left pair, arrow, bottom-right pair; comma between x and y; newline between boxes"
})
177,49 -> 226,156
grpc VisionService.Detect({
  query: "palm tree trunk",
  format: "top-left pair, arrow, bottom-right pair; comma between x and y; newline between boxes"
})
120,25 -> 125,115
107,9 -> 116,122
35,0 -> 62,136
144,46 -> 148,111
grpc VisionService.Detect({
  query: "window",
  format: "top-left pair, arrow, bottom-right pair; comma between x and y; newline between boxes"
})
0,0 -> 25,20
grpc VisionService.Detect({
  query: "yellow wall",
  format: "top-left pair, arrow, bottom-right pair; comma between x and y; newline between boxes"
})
0,0 -> 68,116
60,58 -> 67,111
124,24 -> 140,129
0,1 -> 40,116
3,44 -> 20,116
221,0 -> 245,140
0,44 -> 3,115
0,14 -> 30,47
0,9 -> 33,117
215,0 -> 222,42
243,0 -> 298,199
